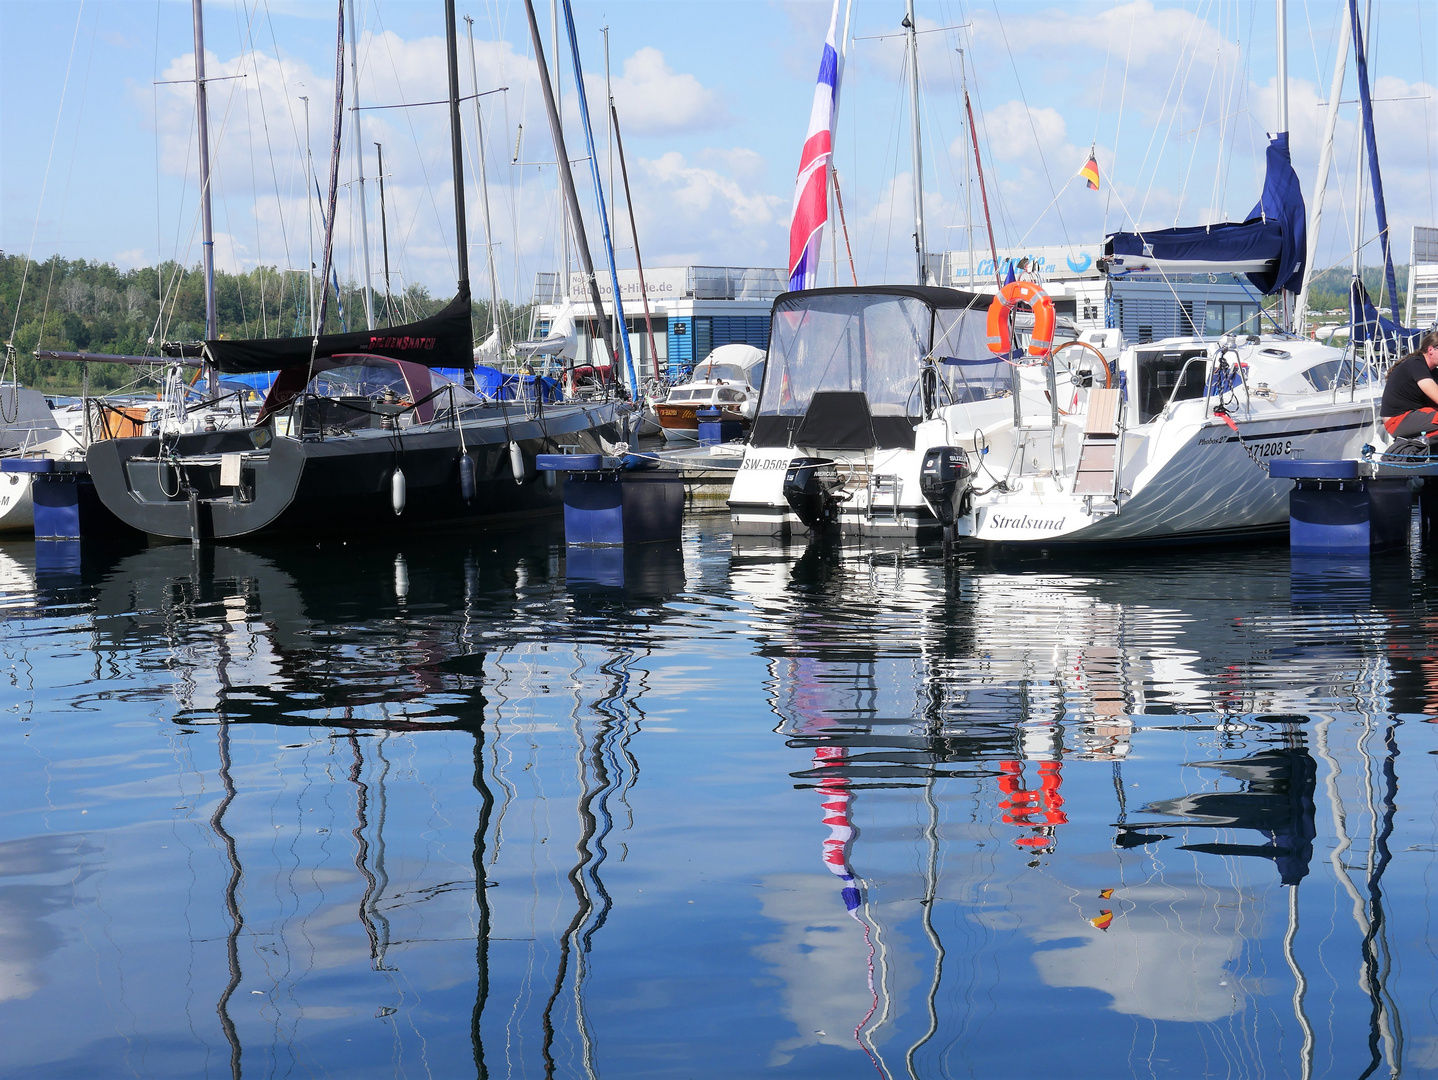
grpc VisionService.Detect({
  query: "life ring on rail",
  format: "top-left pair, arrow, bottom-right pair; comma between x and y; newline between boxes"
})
985,280 -> 1056,358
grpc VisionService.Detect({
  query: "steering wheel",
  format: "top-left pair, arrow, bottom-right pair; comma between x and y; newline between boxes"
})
1047,340 -> 1114,416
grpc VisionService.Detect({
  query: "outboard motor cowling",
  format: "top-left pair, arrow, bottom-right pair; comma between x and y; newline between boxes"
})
918,446 -> 973,527
782,456 -> 845,530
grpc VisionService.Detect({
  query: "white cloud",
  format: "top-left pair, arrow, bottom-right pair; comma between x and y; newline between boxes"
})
598,47 -> 728,136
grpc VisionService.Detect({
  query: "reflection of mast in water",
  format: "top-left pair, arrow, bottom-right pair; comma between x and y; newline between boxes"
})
346,733 -> 394,969
1358,721 -> 1402,1079
904,778 -> 943,1080
212,713 -> 243,1080
540,645 -> 638,1079
471,726 -> 495,1080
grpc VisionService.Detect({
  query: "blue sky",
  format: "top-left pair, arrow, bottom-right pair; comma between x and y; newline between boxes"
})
2,0 -> 1435,304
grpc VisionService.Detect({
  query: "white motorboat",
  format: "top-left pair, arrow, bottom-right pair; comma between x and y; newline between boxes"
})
728,284 -> 1384,547
653,343 -> 765,444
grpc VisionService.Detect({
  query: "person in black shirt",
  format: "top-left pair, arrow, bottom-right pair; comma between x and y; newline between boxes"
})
1380,329 -> 1438,440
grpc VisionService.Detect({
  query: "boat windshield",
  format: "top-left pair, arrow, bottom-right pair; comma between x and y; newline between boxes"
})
759,293 -> 932,420
306,361 -> 412,400
934,304 -> 1010,402
694,362 -> 749,383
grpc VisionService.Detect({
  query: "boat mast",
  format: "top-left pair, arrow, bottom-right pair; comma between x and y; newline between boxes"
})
465,15 -> 505,354
610,105 -> 658,378
521,0 -> 618,372
444,0 -> 471,300
552,0 -> 569,295
301,95 -> 316,333
1349,0 -> 1402,324
560,0 -> 637,394
191,0 -> 217,340
347,0 -> 375,330
374,141 -> 394,321
904,0 -> 927,285
1276,0 -> 1291,331
1295,2 -> 1351,334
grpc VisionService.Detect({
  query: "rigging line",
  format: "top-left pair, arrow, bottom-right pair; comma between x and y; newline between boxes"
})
1104,10 -> 1139,235
8,0 -> 87,348
1132,0 -> 1209,224
1096,161 -> 1223,320
242,1 -> 296,331
1175,0 -> 1226,227
988,0 -> 1071,249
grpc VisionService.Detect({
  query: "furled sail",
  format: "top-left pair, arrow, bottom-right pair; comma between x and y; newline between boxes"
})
171,287 -> 475,374
1102,133 -> 1307,295
1351,279 -> 1424,357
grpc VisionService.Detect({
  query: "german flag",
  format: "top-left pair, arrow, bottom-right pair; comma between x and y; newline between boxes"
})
1081,152 -> 1101,191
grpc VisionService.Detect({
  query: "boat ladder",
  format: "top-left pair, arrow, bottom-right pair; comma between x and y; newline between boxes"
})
1072,387 -> 1122,497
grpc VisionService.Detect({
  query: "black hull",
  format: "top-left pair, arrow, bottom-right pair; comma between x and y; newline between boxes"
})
86,402 -> 625,541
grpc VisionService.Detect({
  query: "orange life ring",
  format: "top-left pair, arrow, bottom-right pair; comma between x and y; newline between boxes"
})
985,280 -> 1056,358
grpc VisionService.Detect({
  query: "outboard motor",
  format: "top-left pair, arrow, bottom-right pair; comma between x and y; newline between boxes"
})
782,457 -> 845,531
918,447 -> 973,531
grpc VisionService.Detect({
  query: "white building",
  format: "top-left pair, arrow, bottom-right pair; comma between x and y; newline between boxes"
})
531,266 -> 785,383
1407,226 -> 1438,329
931,242 -> 1268,342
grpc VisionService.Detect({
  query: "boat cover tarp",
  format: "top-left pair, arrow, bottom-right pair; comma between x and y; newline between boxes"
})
198,287 -> 474,375
1103,134 -> 1306,295
1351,278 -> 1424,355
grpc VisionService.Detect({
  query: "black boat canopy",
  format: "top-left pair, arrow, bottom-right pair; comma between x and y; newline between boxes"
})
171,287 -> 475,375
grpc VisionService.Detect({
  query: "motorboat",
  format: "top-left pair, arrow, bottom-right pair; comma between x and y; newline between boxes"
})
728,283 -> 1383,547
653,343 -> 765,443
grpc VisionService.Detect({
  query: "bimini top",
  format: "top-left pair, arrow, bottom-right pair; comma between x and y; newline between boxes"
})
168,287 -> 475,375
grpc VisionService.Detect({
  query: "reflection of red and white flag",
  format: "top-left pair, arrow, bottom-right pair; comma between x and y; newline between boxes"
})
814,745 -> 861,910
788,0 -> 842,292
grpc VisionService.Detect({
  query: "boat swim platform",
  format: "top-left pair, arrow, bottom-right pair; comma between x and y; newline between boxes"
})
644,443 -> 742,505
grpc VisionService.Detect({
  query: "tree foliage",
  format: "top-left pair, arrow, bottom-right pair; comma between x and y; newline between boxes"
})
1,251 -> 525,392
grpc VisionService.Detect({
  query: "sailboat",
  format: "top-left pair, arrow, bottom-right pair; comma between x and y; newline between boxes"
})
84,0 -> 624,543
729,1 -> 1395,548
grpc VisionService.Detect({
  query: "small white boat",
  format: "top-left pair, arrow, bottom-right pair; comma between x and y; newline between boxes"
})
653,344 -> 765,444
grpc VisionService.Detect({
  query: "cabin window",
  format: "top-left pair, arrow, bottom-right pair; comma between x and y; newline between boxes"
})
1204,302 -> 1259,336
716,388 -> 744,403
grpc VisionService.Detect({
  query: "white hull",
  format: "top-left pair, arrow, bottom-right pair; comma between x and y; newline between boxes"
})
0,471 -> 35,532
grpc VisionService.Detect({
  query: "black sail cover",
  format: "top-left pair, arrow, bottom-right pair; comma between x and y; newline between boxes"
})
199,287 -> 473,374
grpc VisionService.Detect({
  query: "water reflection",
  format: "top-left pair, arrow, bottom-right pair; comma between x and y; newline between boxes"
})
734,539 -> 1433,1077
0,525 -> 1435,1078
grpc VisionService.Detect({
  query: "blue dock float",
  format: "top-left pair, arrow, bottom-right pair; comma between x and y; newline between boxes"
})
1,457 -> 139,542
1270,458 -> 1413,553
695,407 -> 744,447
536,453 -> 684,546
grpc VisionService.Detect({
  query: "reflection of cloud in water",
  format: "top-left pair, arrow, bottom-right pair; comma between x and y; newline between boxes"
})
0,833 -> 91,1003
754,872 -> 887,1065
1025,883 -> 1250,1022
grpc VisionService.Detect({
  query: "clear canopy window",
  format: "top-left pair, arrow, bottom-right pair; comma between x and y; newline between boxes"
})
934,304 -> 1011,401
693,363 -> 750,383
760,294 -> 934,419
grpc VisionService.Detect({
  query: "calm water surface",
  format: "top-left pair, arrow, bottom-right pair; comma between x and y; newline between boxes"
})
1,516 -> 1436,1079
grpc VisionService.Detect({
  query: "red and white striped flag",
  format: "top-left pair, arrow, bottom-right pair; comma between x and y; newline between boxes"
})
787,0 -> 842,292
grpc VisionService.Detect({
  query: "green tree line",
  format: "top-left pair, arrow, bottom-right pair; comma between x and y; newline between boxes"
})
1304,263 -> 1410,316
0,251 -> 528,393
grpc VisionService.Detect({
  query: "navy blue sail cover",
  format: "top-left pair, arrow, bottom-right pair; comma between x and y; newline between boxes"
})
1104,134 -> 1307,295
1351,279 -> 1423,355
193,286 -> 474,375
